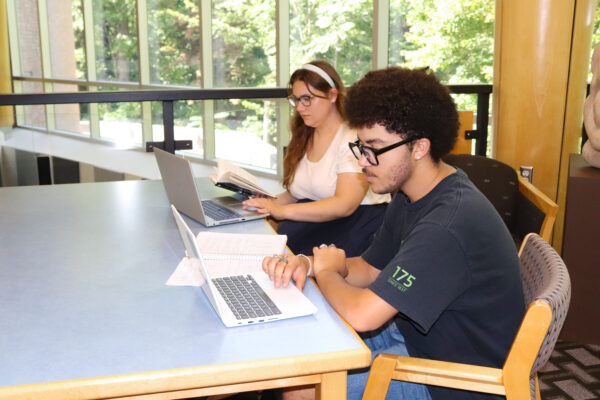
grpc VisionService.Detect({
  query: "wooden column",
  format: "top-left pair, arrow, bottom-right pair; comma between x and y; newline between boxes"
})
492,0 -> 595,251
0,0 -> 14,126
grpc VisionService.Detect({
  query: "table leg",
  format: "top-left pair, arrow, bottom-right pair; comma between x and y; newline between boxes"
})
315,371 -> 347,400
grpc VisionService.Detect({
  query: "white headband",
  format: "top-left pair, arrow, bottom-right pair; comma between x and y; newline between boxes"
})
300,64 -> 336,89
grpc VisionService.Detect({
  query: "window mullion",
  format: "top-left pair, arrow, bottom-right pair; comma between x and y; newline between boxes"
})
373,0 -> 390,69
136,0 -> 153,145
200,0 -> 214,160
37,0 -> 55,131
82,0 -> 100,139
276,0 -> 290,177
5,0 -> 24,124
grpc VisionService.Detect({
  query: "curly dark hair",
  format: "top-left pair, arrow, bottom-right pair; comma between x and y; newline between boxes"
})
345,67 -> 458,162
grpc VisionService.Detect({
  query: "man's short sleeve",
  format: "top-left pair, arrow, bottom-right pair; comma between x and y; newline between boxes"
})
361,201 -> 399,268
368,224 -> 469,334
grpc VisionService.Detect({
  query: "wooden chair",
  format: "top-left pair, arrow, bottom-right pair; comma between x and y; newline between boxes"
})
361,233 -> 571,400
443,153 -> 558,244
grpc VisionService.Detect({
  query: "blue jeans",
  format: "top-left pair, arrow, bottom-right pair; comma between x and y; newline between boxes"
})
347,322 -> 432,400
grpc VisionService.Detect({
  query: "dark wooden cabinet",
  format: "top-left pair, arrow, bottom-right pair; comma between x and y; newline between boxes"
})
560,154 -> 600,344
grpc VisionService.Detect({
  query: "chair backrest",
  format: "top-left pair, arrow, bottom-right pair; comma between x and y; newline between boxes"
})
505,233 -> 571,399
444,153 -> 519,231
443,153 -> 557,244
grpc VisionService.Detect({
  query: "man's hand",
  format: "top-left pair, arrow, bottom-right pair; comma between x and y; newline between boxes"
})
313,244 -> 348,278
262,254 -> 310,290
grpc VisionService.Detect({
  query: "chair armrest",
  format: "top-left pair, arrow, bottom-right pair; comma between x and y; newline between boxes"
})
364,353 -> 505,397
518,176 -> 558,242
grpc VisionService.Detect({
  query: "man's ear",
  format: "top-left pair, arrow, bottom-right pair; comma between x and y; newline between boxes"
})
413,138 -> 431,160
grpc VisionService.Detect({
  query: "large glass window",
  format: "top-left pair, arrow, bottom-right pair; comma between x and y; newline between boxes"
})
147,0 -> 204,155
152,100 -> 204,156
290,0 -> 373,85
14,0 -> 45,129
214,98 -> 279,170
212,0 -> 275,88
147,0 -> 201,86
5,0 -> 504,173
92,0 -> 139,82
211,1 -> 277,169
389,0 -> 494,110
20,82 -> 47,129
47,0 -> 84,80
389,0 -> 494,84
45,1 -> 87,135
53,84 -> 89,136
591,0 -> 600,79
97,88 -> 142,147
15,0 -> 42,79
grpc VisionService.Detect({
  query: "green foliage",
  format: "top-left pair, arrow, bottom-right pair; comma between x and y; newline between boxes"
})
290,0 -> 372,85
590,0 -> 600,80
148,0 -> 201,86
211,1 -> 276,144
72,1 -> 87,80
400,0 -> 495,85
92,0 -> 139,81
90,1 -> 600,145
593,0 -> 600,48
212,0 -> 275,87
389,0 -> 495,111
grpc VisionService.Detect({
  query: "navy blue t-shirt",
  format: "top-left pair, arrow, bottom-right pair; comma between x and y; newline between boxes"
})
363,169 -> 525,400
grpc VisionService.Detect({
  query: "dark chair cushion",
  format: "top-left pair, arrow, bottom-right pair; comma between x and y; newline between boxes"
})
514,191 -> 545,243
443,154 -> 519,233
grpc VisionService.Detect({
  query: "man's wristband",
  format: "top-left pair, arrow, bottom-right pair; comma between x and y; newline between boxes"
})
296,254 -> 312,277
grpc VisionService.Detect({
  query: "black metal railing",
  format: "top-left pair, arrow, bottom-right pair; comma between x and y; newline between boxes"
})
448,84 -> 492,156
0,85 -> 493,156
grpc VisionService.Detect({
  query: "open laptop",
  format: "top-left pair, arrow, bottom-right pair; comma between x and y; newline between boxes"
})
171,205 -> 317,327
154,147 -> 266,226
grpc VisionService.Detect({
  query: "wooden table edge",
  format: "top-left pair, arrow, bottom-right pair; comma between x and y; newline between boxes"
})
0,346 -> 371,399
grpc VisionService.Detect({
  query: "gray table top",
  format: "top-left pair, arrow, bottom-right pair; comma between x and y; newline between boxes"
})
0,179 -> 366,389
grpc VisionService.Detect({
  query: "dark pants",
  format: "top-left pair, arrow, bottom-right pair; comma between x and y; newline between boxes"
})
277,200 -> 388,257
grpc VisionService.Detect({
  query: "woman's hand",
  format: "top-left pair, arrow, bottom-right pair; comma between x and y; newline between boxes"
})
243,197 -> 288,220
262,254 -> 310,290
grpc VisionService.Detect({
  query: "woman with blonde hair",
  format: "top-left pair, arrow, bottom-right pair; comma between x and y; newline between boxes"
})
244,60 -> 389,257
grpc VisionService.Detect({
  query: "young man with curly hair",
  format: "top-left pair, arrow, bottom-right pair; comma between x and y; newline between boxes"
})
262,67 -> 525,400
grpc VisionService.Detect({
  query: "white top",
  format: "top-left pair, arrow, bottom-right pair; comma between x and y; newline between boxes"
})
289,124 -> 391,205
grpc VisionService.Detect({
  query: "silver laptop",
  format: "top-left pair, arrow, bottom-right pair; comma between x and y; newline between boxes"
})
171,205 -> 317,327
154,147 -> 266,226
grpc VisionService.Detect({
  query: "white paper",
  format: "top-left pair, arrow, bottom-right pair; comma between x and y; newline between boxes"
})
195,231 -> 287,255
166,257 -> 205,286
167,231 -> 287,286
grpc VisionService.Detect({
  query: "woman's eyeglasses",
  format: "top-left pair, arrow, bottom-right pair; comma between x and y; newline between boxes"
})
287,94 -> 327,107
348,138 -> 416,166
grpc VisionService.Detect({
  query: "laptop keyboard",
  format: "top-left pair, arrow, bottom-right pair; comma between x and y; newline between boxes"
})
212,275 -> 282,320
201,200 -> 242,221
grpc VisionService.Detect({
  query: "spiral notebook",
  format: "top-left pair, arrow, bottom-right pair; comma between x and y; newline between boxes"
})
170,205 -> 317,327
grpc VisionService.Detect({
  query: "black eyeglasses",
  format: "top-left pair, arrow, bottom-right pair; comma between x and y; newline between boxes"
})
287,94 -> 327,107
348,138 -> 416,166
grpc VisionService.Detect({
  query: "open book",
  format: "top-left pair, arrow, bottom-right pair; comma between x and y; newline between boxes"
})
167,231 -> 287,286
209,159 -> 276,198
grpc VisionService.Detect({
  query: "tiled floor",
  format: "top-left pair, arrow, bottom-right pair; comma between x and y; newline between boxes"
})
539,340 -> 600,400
